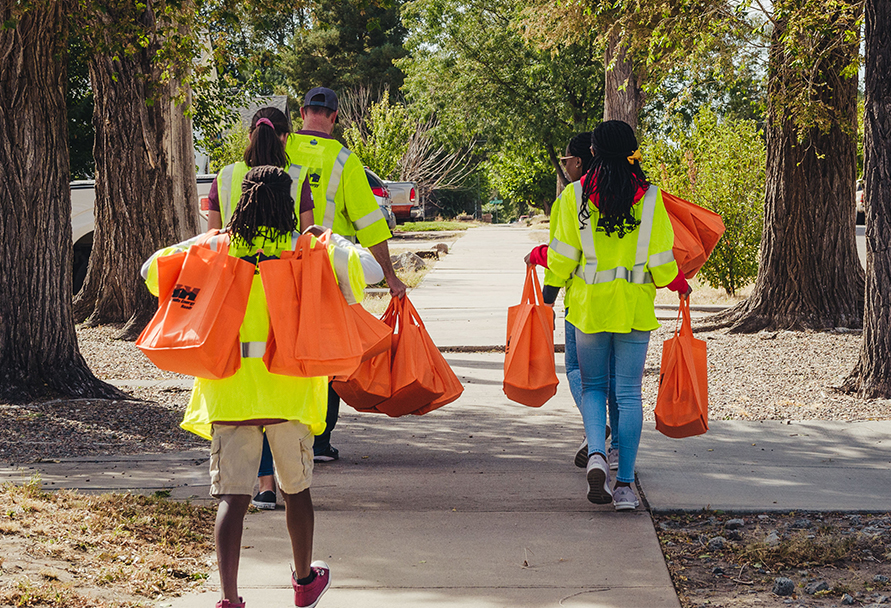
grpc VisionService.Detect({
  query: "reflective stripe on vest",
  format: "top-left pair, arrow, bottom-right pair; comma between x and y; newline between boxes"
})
573,183 -> 660,285
218,164 -> 236,222
353,207 -> 385,231
287,164 -> 305,207
549,237 -> 582,262
322,148 -> 352,229
241,341 -> 266,358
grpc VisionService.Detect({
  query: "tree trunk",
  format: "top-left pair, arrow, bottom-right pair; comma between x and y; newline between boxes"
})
842,0 -> 891,397
709,16 -> 863,333
548,142 -> 569,205
602,30 -> 643,131
73,5 -> 199,339
0,3 -> 122,403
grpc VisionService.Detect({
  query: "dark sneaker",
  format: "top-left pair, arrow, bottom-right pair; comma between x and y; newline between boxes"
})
251,490 -> 276,510
573,425 -> 611,468
612,485 -> 640,511
574,439 -> 589,468
215,598 -> 245,608
585,454 -> 612,504
293,561 -> 331,608
313,445 -> 339,463
607,448 -> 619,471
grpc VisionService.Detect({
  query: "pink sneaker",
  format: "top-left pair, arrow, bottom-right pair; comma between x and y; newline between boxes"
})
292,561 -> 331,608
215,598 -> 245,608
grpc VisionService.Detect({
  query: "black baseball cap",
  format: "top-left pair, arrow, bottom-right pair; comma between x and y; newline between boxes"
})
303,87 -> 338,112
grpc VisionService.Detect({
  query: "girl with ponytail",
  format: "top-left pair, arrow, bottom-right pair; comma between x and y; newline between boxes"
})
206,107 -> 314,235
542,120 -> 691,511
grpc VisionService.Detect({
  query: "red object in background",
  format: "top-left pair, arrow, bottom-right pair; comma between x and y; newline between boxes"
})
371,186 -> 389,198
200,197 -> 211,211
409,188 -> 416,203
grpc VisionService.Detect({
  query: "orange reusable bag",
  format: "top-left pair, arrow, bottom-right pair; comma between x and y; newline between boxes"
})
374,296 -> 444,417
350,302 -> 392,361
137,232 -> 254,379
502,265 -> 558,407
331,305 -> 394,413
662,191 -> 726,279
259,232 -> 365,377
655,297 -> 709,438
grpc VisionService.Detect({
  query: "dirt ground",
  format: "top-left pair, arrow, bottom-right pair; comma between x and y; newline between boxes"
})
653,510 -> 891,608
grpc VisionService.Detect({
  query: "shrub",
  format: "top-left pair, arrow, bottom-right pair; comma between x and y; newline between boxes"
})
643,108 -> 765,295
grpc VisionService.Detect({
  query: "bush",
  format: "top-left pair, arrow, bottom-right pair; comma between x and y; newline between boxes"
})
643,108 -> 765,295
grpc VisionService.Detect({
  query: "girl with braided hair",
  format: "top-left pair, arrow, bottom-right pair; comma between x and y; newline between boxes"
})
544,121 -> 691,510
141,165 -> 386,607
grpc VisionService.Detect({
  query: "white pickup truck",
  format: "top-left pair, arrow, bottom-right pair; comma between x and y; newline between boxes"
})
383,180 -> 421,222
70,175 -> 215,292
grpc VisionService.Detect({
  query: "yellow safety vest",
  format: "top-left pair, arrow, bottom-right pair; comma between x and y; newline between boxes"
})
545,181 -> 679,334
216,161 -> 308,224
142,230 -> 368,440
285,133 -> 392,247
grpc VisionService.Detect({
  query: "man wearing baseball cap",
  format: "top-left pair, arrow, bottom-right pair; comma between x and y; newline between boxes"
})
283,86 -> 407,463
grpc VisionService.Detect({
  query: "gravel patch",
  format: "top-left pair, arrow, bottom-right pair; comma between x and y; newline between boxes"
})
1,319 -> 889,466
640,322 -> 891,423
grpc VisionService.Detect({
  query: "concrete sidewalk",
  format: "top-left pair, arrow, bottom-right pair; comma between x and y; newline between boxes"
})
3,224 -> 888,608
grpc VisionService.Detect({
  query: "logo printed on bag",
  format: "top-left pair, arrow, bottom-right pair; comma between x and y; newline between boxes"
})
172,284 -> 200,309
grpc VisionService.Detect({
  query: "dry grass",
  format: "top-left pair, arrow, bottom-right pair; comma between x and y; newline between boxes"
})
0,476 -> 216,607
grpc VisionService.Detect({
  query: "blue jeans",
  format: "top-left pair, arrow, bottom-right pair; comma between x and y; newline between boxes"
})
575,328 -> 650,484
565,317 -> 618,450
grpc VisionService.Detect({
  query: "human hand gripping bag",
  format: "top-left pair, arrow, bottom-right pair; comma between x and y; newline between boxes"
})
259,231 -> 365,377
503,265 -> 558,407
136,231 -> 254,379
654,296 -> 709,438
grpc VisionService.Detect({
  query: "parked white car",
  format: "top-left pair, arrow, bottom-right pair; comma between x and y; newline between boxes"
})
70,175 -> 215,292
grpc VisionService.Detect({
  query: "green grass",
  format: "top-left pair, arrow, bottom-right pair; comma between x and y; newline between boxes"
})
394,221 -> 474,232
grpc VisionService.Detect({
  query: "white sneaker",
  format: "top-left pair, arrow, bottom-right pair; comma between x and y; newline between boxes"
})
607,448 -> 619,471
612,485 -> 640,511
585,454 -> 612,504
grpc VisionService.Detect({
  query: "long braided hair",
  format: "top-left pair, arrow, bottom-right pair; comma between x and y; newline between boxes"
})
243,107 -> 290,168
226,166 -> 297,245
579,120 -> 649,238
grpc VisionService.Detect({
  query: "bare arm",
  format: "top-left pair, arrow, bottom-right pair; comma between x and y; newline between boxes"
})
368,240 -> 407,298
299,210 -> 314,233
207,210 -> 222,231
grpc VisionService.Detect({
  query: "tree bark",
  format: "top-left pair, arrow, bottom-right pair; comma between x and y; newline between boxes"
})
73,4 -> 199,339
842,0 -> 891,397
602,30 -> 643,131
0,3 -> 122,402
709,15 -> 863,333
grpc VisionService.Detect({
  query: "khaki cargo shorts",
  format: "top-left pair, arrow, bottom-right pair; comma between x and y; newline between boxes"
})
209,421 -> 314,497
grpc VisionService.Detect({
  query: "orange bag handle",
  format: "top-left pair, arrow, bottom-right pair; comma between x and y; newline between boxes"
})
193,229 -> 231,257
521,265 -> 545,306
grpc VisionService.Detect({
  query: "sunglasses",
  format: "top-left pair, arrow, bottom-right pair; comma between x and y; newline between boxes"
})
559,155 -> 579,169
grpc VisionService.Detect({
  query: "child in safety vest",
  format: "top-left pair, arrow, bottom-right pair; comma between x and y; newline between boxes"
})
543,122 -> 691,511
141,166 -> 354,608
